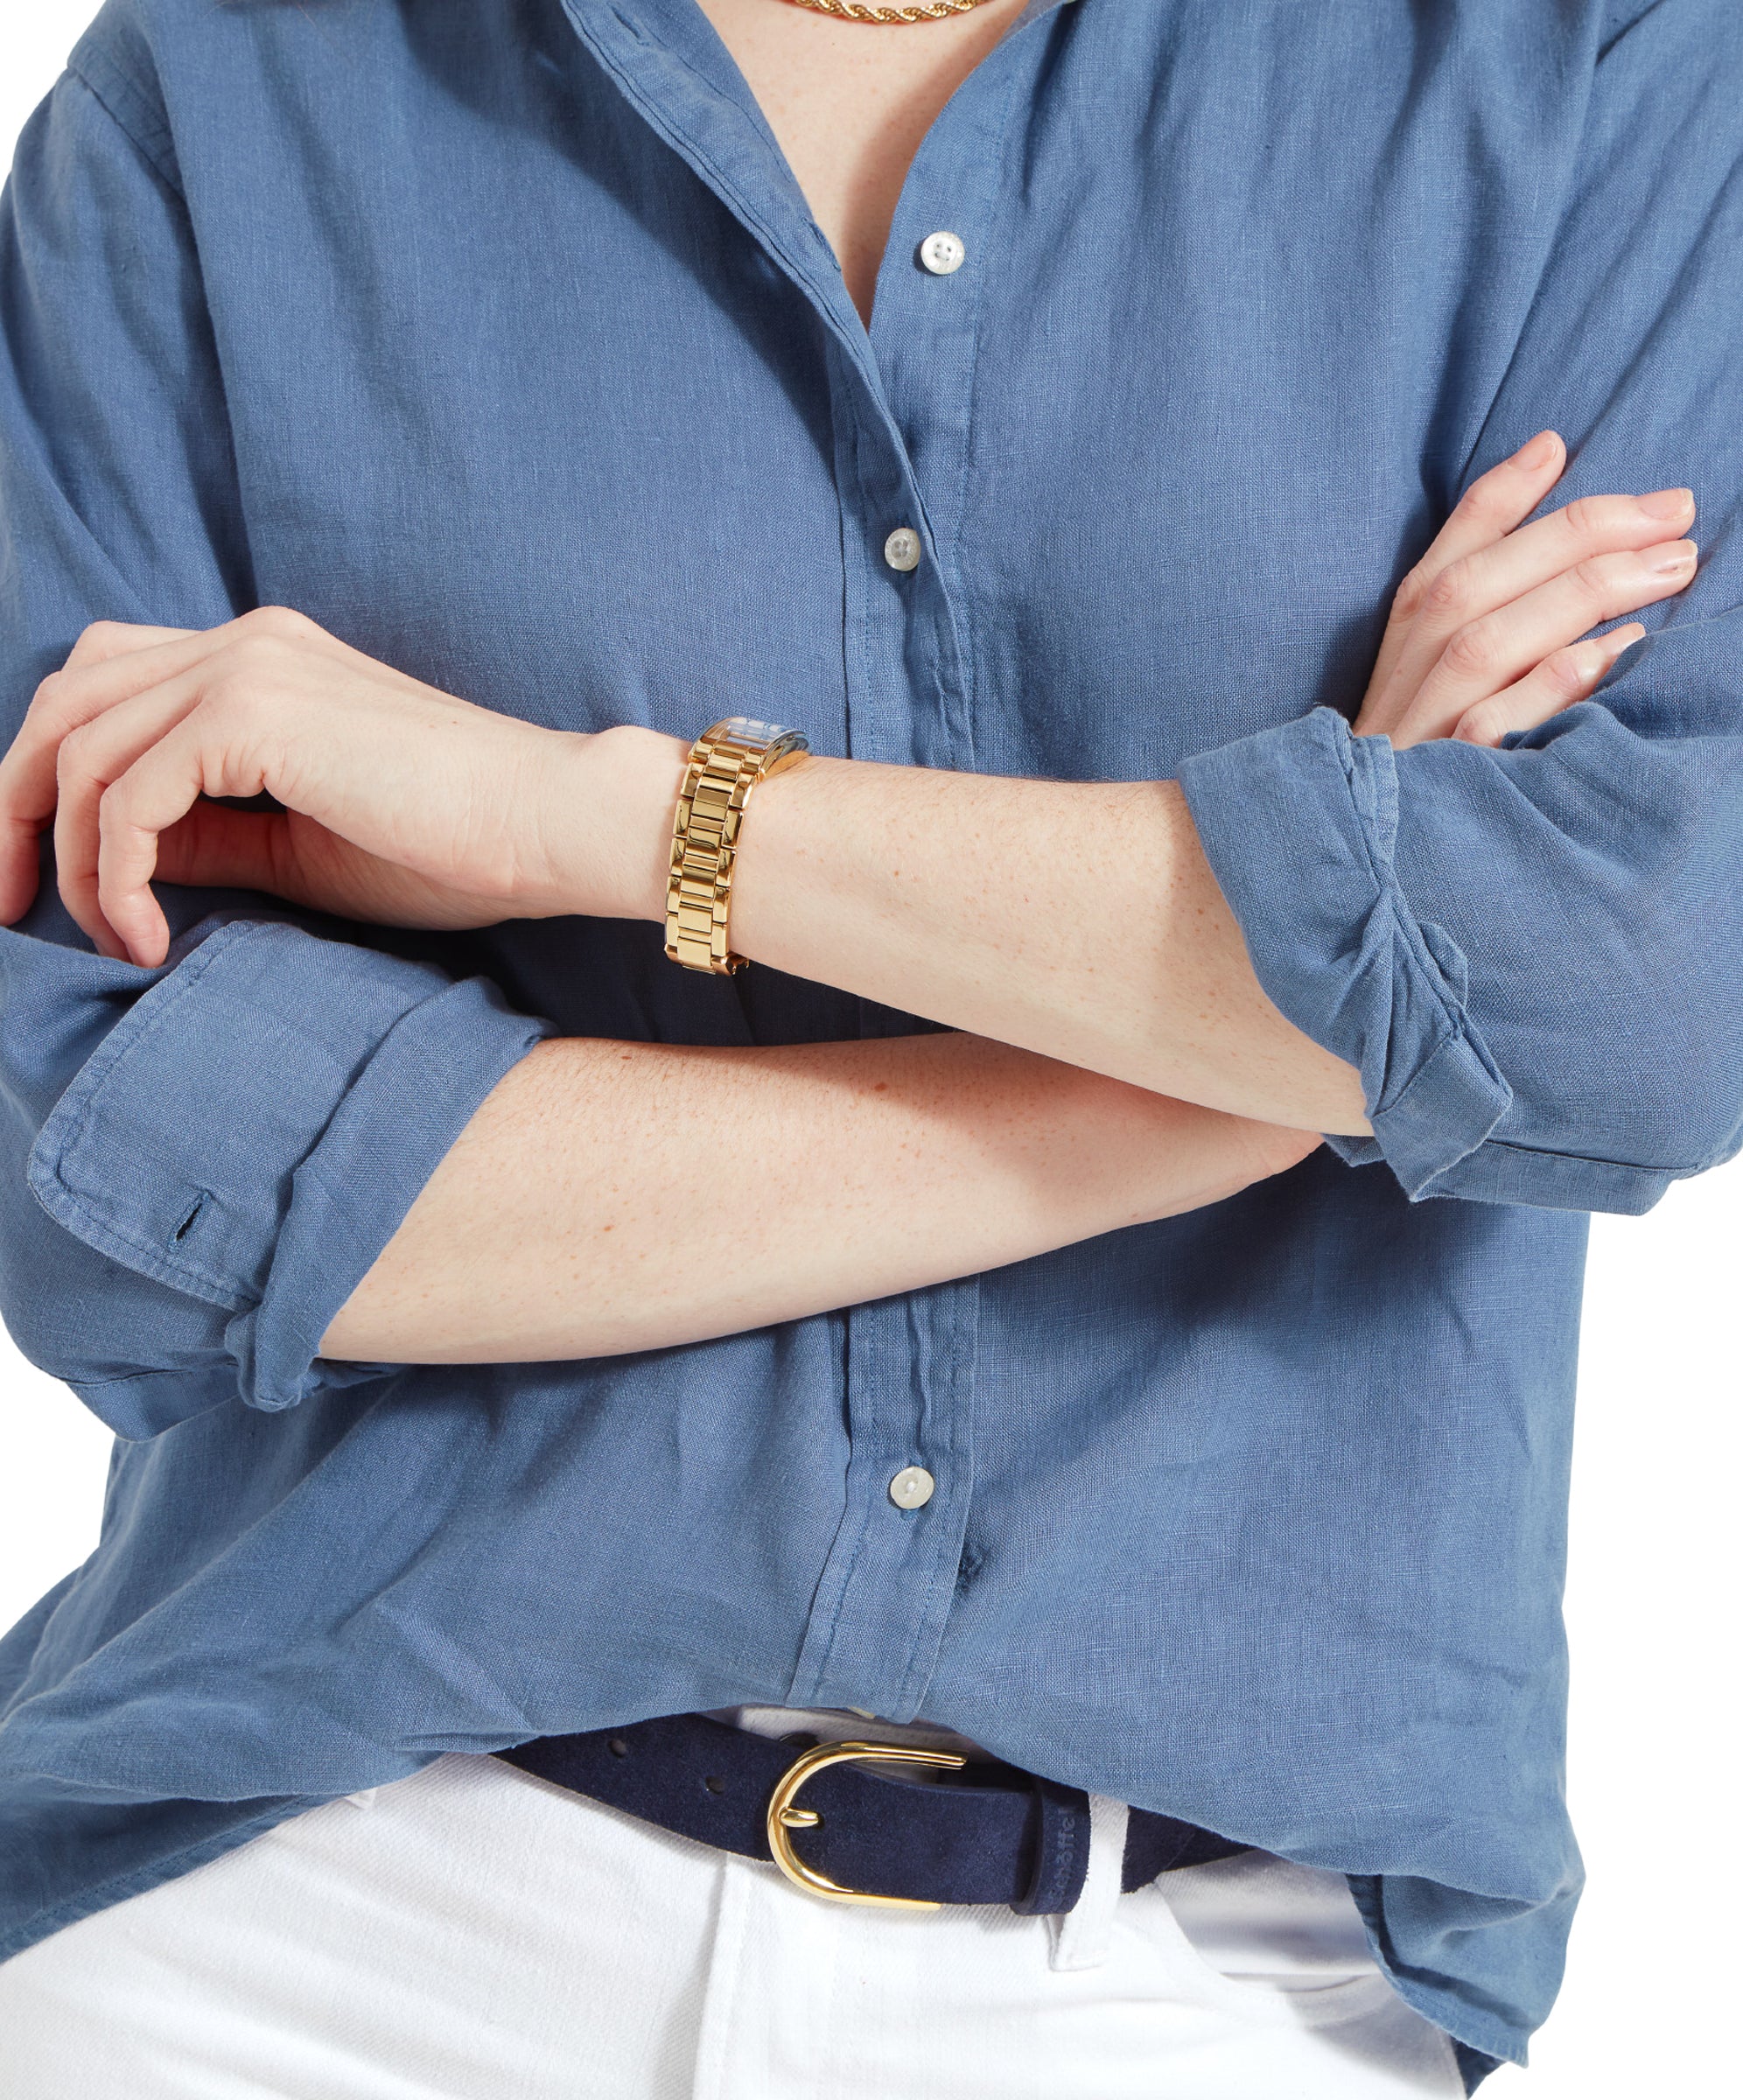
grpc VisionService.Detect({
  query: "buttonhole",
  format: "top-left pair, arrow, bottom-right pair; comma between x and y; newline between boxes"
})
606,1736 -> 629,1759
172,1194 -> 207,1244
703,1774 -> 727,1796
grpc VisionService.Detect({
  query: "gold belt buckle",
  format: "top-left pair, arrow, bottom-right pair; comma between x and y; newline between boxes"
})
765,1738 -> 970,1910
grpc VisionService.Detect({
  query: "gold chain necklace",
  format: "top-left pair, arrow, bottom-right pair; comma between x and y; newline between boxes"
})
776,0 -> 999,23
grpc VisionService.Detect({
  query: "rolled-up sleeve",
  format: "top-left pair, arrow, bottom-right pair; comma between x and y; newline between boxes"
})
6,913 -> 548,1435
1180,710 -> 1521,1200
0,58 -> 551,1437
1183,0 -> 1743,1216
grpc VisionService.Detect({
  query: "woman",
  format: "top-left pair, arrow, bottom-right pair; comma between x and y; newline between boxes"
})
0,1 -> 1736,2093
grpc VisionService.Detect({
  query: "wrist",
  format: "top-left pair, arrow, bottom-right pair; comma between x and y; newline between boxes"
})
542,724 -> 689,923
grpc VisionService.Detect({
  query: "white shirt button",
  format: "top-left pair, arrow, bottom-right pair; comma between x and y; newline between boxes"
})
889,1465 -> 936,1510
883,526 -> 922,573
919,229 -> 967,276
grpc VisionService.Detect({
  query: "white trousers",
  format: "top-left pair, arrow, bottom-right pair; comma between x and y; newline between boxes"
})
0,1753 -> 1464,2098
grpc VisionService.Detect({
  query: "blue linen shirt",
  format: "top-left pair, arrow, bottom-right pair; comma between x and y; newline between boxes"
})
3,0 -> 1742,2076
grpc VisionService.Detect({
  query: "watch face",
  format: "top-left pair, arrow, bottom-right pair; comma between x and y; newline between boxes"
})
724,716 -> 787,744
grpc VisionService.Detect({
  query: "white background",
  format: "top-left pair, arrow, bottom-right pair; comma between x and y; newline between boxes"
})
0,10 -> 1736,2093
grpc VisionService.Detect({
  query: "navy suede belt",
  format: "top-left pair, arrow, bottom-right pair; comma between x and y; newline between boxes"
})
498,1713 -> 1246,1914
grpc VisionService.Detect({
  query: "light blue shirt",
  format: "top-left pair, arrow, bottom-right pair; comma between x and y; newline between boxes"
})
4,2 -> 1742,2080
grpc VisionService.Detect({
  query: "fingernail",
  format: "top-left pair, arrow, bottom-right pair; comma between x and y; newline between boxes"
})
1516,430 -> 1561,470
1636,486 -> 1694,521
1649,540 -> 1698,574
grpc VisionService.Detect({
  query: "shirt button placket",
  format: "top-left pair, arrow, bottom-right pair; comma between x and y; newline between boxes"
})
790,118 -> 996,1712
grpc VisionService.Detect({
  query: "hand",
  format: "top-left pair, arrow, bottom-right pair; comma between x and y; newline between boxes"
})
1355,429 -> 1697,748
0,609 -> 686,966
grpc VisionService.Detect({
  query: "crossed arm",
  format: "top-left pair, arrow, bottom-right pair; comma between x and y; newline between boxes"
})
0,436 -> 1698,1363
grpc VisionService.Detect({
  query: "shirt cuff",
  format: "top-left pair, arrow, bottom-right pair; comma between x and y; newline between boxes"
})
1179,707 -> 1512,1199
27,917 -> 551,1415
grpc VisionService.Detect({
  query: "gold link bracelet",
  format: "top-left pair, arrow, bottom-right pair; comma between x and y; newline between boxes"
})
665,717 -> 810,974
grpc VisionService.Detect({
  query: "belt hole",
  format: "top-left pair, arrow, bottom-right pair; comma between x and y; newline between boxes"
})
703,1774 -> 726,1796
606,1737 -> 629,1759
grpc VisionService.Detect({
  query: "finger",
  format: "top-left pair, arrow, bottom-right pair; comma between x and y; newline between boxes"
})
1401,541 -> 1697,743
64,607 -> 335,675
0,611 -> 337,928
0,626 -> 208,921
1445,626 -> 1647,750
0,629 -> 238,861
0,807 -> 47,927
1366,430 -> 1566,700
95,718 -> 222,968
0,610 -> 333,851
1369,486 -> 1695,729
95,692 -> 286,966
53,682 -> 209,955
63,621 -> 196,669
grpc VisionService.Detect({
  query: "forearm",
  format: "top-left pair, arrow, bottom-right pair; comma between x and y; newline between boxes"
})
319,1031 -> 1316,1364
15,464 -> 1686,1149
608,733 -> 1368,1135
737,760 -> 1367,1133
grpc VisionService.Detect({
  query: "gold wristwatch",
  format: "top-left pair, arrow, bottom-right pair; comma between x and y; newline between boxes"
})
664,716 -> 810,974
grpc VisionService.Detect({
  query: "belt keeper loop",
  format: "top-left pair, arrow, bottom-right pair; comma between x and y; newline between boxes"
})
1011,1774 -> 1092,1915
